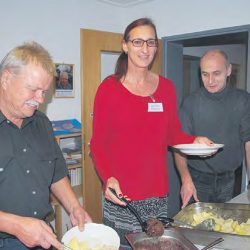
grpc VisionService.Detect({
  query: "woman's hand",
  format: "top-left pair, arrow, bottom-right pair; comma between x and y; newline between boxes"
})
104,177 -> 130,206
194,136 -> 216,157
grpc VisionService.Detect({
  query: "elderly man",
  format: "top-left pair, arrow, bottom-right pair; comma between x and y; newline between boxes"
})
0,42 -> 91,250
57,71 -> 72,90
174,49 -> 250,208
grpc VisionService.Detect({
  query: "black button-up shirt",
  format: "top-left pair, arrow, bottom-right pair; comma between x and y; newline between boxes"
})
0,111 -> 68,231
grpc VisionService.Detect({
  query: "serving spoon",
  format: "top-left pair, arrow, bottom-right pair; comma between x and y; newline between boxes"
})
108,188 -> 148,232
109,188 -> 165,237
200,237 -> 224,250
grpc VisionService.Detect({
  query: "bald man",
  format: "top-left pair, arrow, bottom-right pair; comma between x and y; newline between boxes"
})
174,49 -> 250,207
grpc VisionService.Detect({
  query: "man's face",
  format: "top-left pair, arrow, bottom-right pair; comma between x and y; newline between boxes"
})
200,52 -> 232,93
60,73 -> 68,87
1,63 -> 52,120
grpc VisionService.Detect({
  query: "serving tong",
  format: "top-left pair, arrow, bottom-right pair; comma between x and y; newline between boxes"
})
200,237 -> 224,250
63,244 -> 73,250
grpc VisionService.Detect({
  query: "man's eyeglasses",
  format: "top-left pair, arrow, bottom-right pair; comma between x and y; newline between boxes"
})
128,39 -> 158,47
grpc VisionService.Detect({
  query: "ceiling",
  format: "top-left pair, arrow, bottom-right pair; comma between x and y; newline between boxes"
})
97,0 -> 155,7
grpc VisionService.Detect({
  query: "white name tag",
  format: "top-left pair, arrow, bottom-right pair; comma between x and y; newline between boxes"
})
148,102 -> 163,112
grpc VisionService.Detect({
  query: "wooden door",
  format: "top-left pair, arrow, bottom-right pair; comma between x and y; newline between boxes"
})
80,29 -> 162,222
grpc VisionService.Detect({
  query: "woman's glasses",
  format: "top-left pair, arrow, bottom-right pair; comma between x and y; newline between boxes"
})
128,38 -> 158,47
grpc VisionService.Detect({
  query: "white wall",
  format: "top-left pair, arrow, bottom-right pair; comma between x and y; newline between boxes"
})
1,0 -> 250,121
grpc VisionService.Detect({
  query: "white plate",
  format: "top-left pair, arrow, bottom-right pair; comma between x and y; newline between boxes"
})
173,143 -> 224,156
62,223 -> 120,249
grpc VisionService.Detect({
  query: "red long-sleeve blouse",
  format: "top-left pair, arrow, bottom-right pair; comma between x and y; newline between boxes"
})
90,75 -> 195,200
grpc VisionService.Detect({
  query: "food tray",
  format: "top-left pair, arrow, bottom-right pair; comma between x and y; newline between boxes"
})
126,227 -> 198,250
173,202 -> 250,250
174,202 -> 250,225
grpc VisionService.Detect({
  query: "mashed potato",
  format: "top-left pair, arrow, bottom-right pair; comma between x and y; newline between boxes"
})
67,236 -> 117,250
191,212 -> 250,235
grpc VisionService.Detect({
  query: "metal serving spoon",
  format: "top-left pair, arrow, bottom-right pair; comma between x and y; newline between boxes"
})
201,237 -> 224,250
157,216 -> 194,229
195,218 -> 216,231
109,188 -> 166,236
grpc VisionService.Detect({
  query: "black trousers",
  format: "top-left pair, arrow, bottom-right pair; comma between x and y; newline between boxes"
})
189,166 -> 242,203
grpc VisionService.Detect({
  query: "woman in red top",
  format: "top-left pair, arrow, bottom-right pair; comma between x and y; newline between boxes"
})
90,17 -> 212,249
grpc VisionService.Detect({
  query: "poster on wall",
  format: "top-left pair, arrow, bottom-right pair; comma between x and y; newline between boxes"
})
54,63 -> 74,98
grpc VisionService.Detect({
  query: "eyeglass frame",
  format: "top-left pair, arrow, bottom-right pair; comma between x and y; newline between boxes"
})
128,38 -> 158,47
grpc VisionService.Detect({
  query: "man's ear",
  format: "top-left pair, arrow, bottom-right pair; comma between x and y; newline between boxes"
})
227,64 -> 232,77
0,70 -> 11,90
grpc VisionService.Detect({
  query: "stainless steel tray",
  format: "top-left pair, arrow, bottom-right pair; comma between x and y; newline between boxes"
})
175,227 -> 250,250
173,202 -> 250,250
126,227 -> 198,250
174,202 -> 250,225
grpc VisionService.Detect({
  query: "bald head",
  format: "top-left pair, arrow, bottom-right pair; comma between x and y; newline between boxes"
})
200,49 -> 232,93
201,49 -> 230,68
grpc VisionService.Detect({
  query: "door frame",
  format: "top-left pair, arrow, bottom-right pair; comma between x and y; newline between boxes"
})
80,29 -> 123,222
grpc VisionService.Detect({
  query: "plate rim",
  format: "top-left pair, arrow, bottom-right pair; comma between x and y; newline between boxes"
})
173,143 -> 224,156
173,143 -> 224,150
61,223 -> 120,248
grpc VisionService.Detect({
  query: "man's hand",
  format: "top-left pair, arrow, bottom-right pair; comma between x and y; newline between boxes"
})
180,179 -> 199,208
50,177 -> 92,233
14,217 -> 62,249
69,206 -> 92,232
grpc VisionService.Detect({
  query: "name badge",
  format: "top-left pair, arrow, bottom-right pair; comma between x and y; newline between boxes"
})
148,102 -> 163,112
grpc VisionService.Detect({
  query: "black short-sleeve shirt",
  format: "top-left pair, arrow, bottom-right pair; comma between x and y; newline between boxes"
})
0,111 -> 68,223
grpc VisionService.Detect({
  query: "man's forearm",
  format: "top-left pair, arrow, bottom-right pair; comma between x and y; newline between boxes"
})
0,211 -> 21,237
50,177 -> 81,214
174,152 -> 192,183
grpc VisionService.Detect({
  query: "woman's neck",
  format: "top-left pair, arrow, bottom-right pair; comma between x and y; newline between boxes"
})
121,69 -> 158,97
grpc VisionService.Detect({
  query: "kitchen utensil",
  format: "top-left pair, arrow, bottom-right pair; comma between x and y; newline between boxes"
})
157,216 -> 194,229
200,237 -> 224,250
173,202 -> 250,249
63,244 -> 73,250
109,188 -> 148,232
195,218 -> 215,231
126,227 -> 199,250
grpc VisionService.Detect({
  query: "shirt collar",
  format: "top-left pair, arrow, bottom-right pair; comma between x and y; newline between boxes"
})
0,112 -> 7,125
0,111 -> 35,127
22,115 -> 35,128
